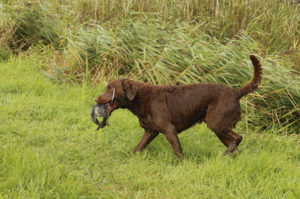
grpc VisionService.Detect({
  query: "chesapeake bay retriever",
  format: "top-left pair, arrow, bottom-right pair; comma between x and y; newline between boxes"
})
94,55 -> 262,158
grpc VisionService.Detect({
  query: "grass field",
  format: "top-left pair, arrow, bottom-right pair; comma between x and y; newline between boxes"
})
0,56 -> 299,198
0,1 -> 299,197
1,0 -> 299,131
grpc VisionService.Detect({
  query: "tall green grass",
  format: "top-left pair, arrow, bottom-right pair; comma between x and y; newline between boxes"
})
1,57 -> 299,198
0,0 -> 299,132
1,0 -> 299,65
0,2 -> 63,52
50,18 -> 300,132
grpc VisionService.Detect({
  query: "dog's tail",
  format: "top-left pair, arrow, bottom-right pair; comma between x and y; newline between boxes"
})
237,55 -> 262,98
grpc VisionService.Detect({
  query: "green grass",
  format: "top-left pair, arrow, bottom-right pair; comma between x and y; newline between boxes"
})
0,1 -> 299,197
1,0 -> 299,67
1,57 -> 299,198
38,21 -> 300,132
1,0 -> 299,131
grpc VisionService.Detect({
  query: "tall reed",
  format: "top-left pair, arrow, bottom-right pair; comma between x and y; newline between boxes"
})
53,18 -> 299,132
0,0 -> 299,132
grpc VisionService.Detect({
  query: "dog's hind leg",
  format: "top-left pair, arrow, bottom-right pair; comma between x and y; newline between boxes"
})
215,133 -> 231,147
209,127 -> 242,155
205,102 -> 243,155
208,125 -> 242,155
133,130 -> 158,153
223,130 -> 242,155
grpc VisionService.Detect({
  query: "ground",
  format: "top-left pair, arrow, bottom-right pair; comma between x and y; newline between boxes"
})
0,57 -> 299,198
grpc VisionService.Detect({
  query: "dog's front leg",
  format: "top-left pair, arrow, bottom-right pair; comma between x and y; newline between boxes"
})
163,126 -> 184,159
133,130 -> 158,153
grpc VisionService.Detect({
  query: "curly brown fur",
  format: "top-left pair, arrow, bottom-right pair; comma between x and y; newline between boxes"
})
237,55 -> 262,98
95,55 -> 262,158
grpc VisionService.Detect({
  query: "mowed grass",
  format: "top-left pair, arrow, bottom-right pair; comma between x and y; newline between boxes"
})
0,57 -> 299,198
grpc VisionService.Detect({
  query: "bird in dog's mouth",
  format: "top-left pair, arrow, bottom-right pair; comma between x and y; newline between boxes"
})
90,104 -> 110,130
90,88 -> 115,130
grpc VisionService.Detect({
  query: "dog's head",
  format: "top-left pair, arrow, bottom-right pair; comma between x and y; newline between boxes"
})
95,78 -> 138,116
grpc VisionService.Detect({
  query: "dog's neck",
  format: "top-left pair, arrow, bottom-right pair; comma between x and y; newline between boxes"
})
123,84 -> 151,119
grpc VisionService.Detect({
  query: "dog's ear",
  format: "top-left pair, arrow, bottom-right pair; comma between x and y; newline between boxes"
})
122,80 -> 137,101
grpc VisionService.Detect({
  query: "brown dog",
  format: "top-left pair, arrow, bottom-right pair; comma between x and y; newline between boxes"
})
95,55 -> 262,158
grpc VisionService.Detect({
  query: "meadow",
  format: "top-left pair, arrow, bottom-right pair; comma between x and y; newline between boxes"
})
0,0 -> 300,198
0,56 -> 299,198
1,0 -> 299,131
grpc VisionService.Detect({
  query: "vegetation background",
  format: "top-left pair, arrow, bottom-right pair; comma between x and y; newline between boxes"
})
0,0 -> 299,198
